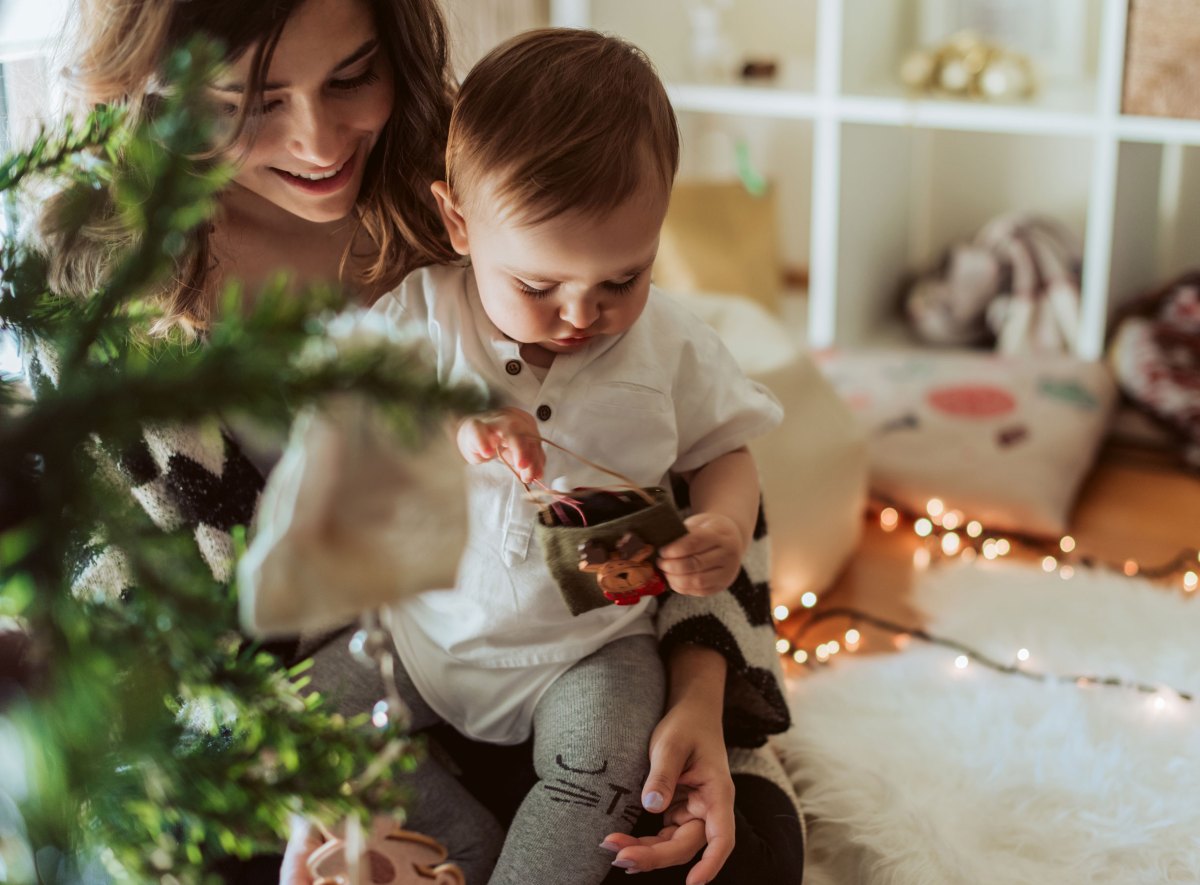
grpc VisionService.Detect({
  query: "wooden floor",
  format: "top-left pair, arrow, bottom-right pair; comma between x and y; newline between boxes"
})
780,443 -> 1200,669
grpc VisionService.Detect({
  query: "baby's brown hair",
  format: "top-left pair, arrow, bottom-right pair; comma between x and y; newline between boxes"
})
445,28 -> 679,225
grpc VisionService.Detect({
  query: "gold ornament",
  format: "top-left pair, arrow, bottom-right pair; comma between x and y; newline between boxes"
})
900,31 -> 1037,102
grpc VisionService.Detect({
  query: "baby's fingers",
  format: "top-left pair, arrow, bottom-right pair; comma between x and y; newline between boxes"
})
505,434 -> 546,482
457,419 -> 498,464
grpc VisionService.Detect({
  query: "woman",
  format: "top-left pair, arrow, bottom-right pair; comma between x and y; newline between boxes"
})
42,1 -> 804,882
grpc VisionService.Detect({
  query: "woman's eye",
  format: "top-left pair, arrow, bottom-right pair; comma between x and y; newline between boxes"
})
330,69 -> 381,91
223,99 -> 282,117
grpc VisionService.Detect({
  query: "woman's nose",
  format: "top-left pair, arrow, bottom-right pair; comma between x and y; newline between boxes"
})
287,98 -> 345,167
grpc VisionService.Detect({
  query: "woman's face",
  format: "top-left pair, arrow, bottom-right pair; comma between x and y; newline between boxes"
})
211,0 -> 393,224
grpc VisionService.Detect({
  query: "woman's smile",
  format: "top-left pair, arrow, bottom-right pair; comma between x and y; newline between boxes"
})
270,148 -> 357,195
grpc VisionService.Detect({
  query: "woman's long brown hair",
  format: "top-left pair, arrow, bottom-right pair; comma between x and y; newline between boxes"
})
39,0 -> 456,339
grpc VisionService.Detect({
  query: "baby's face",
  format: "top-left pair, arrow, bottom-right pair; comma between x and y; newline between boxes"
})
440,178 -> 668,367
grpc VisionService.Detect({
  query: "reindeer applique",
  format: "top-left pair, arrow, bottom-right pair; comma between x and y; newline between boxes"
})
578,532 -> 668,606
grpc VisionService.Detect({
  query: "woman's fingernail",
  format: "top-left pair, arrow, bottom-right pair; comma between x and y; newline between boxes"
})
612,859 -> 638,871
642,791 -> 664,812
599,841 -> 619,853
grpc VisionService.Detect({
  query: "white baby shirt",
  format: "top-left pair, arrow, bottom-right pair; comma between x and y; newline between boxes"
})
371,264 -> 783,744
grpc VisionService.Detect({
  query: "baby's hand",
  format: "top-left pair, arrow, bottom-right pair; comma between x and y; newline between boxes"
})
656,512 -> 746,596
456,407 -> 545,483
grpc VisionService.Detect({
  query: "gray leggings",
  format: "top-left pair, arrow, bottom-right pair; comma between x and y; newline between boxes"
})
311,632 -> 665,885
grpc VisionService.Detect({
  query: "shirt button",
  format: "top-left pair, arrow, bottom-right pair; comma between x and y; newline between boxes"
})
536,404 -> 552,421
505,359 -> 522,376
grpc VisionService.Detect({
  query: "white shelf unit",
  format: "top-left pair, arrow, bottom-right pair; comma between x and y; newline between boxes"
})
552,0 -> 1200,359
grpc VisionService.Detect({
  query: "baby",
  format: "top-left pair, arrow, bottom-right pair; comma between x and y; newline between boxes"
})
370,27 -> 782,884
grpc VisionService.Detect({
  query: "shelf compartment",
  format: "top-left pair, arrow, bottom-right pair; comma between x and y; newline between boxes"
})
586,0 -> 816,89
662,113 -> 814,314
834,123 -> 1094,349
839,0 -> 1105,122
1107,141 -> 1200,319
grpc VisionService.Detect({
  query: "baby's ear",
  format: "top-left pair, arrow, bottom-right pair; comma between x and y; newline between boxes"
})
431,181 -> 470,256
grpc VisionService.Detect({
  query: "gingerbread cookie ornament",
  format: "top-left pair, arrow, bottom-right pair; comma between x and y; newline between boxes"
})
307,817 -> 465,885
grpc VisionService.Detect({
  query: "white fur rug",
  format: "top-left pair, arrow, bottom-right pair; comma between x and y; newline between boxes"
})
777,561 -> 1200,885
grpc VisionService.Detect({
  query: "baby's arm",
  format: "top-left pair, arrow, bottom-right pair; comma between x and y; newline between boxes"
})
456,406 -> 545,483
656,446 -> 760,596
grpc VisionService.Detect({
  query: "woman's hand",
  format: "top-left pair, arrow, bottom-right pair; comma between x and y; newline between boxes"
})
601,647 -> 734,885
456,407 -> 544,482
656,512 -> 746,597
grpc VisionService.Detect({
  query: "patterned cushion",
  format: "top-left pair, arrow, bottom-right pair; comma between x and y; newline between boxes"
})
818,350 -> 1116,536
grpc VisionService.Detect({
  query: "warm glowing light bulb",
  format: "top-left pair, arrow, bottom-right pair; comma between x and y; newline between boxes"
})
982,540 -> 998,560
776,638 -> 790,654
1016,648 -> 1030,662
845,629 -> 861,646
942,511 -> 962,531
914,518 -> 934,537
774,604 -> 790,621
828,640 -> 840,654
801,592 -> 818,609
941,532 -> 962,556
954,655 -> 969,669
880,507 -> 900,531
793,649 -> 808,664
995,539 -> 1011,556
926,498 -> 945,518
1124,560 -> 1139,577
816,645 -> 830,663
1060,565 -> 1074,580
1184,571 -> 1198,592
1059,535 -> 1076,553
913,547 -> 932,570
1042,556 -> 1057,572
966,520 -> 983,538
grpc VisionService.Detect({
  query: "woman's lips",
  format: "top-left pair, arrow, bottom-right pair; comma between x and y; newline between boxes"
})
270,150 -> 357,195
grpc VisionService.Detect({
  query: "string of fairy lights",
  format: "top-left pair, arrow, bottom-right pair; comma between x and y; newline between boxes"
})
771,498 -> 1200,707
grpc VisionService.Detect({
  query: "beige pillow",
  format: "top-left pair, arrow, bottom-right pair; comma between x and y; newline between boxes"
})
817,350 -> 1116,536
667,292 -> 869,604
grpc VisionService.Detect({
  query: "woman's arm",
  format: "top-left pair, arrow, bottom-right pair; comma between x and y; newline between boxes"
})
602,643 -> 734,885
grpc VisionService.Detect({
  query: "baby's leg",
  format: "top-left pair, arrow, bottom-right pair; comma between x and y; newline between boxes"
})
488,634 -> 665,885
309,631 -> 506,882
